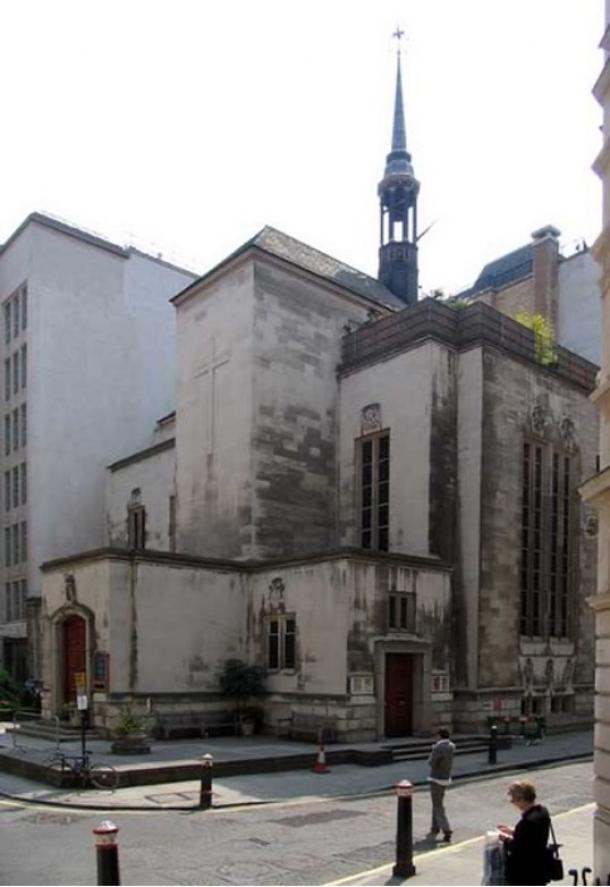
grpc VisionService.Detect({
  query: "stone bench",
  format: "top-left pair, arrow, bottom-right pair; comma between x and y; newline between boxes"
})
154,710 -> 235,740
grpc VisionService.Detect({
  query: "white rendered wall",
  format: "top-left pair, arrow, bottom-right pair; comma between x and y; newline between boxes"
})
558,251 -> 601,365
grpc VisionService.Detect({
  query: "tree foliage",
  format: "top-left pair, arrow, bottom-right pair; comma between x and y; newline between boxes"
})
513,310 -> 557,366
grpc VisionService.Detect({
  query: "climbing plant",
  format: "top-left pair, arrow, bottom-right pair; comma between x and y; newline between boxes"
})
513,310 -> 557,366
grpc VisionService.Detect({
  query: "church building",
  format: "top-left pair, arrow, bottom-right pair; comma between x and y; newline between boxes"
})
39,48 -> 599,739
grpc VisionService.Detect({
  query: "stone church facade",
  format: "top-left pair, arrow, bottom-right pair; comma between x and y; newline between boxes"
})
39,49 -> 599,740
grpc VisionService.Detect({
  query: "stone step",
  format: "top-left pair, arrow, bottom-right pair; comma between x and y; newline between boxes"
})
391,742 -> 491,762
6,721 -> 99,743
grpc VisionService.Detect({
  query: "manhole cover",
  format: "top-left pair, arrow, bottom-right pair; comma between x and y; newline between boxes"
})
272,808 -> 367,828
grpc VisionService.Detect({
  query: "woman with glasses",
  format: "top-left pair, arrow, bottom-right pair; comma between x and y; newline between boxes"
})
497,780 -> 551,885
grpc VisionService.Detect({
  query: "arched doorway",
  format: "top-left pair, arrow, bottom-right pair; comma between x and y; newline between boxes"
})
62,614 -> 86,705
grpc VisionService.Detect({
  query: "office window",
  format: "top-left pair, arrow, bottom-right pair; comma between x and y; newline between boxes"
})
5,527 -> 11,567
20,404 -> 26,447
12,352 -> 18,395
12,409 -> 18,451
20,345 -> 26,389
20,287 -> 27,331
20,463 -> 26,505
4,301 -> 11,345
127,506 -> 146,550
4,358 -> 10,401
20,522 -> 27,562
12,466 -> 18,509
359,431 -> 390,551
267,615 -> 296,670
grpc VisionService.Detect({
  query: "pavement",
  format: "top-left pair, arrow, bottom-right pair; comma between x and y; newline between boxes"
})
326,802 -> 596,886
0,726 -> 593,812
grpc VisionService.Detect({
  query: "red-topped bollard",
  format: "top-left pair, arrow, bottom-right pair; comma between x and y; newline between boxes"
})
393,780 -> 416,879
199,753 -> 213,810
93,820 -> 120,886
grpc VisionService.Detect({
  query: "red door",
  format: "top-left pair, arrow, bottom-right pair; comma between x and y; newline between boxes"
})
63,615 -> 86,703
385,653 -> 413,737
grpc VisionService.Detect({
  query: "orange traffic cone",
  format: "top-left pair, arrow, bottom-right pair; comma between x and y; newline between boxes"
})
312,742 -> 330,774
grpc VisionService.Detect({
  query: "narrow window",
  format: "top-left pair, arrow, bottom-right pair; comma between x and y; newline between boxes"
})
20,579 -> 27,619
20,522 -> 27,562
4,471 -> 10,512
169,495 -> 176,552
4,301 -> 11,344
12,352 -> 18,395
358,431 -> 390,551
20,463 -> 26,505
5,527 -> 11,567
4,358 -> 10,401
388,591 -> 415,631
268,618 -> 280,670
12,583 -> 20,620
4,415 -> 10,456
12,466 -> 18,509
12,295 -> 19,339
127,506 -> 146,549
20,404 -> 26,447
20,345 -> 26,389
5,582 -> 11,621
12,523 -> 19,565
20,287 -> 27,331
12,409 -> 18,451
284,618 -> 296,669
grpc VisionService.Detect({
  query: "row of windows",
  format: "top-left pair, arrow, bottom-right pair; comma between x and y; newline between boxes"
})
5,578 -> 26,622
4,404 -> 27,454
4,463 -> 26,511
3,286 -> 27,345
4,345 -> 26,400
4,522 -> 27,567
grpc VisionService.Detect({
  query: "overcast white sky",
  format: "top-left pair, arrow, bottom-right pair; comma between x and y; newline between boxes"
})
0,0 -> 603,294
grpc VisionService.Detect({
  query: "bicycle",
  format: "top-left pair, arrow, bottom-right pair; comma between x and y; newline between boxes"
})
43,750 -> 119,790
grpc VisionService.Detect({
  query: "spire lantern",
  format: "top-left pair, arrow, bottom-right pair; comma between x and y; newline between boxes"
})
377,29 -> 419,305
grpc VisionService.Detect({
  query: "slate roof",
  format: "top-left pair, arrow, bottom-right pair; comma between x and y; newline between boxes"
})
461,242 -> 534,298
173,225 -> 405,311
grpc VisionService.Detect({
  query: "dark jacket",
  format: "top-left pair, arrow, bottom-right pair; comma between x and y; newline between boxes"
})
428,738 -> 455,781
504,804 -> 551,885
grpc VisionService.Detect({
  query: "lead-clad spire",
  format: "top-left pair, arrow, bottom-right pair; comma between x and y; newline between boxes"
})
377,29 -> 419,305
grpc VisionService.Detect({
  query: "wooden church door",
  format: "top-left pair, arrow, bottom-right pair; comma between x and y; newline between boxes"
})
63,615 -> 86,703
385,653 -> 413,737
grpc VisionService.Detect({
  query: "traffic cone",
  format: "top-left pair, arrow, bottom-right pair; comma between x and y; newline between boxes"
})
312,742 -> 330,774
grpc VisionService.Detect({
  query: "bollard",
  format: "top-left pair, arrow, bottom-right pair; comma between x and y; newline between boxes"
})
393,780 -> 416,879
488,724 -> 498,765
93,820 -> 120,886
199,753 -> 213,810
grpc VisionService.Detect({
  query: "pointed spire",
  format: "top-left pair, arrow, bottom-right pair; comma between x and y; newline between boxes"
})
391,52 -> 407,153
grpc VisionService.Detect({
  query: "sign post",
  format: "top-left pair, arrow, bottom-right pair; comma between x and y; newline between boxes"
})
75,672 -> 88,758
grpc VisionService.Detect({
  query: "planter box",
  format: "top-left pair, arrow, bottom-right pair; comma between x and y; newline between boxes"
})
111,734 -> 151,755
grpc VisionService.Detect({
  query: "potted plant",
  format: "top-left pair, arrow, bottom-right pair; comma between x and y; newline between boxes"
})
219,659 -> 265,736
110,705 -> 151,755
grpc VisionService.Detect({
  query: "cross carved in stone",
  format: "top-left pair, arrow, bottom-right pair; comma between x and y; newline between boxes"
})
194,338 -> 230,455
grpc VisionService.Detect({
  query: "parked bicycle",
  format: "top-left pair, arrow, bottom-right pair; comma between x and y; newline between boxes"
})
43,750 -> 119,790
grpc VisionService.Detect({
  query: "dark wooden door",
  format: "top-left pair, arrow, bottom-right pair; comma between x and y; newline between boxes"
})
385,653 -> 413,737
63,615 -> 86,703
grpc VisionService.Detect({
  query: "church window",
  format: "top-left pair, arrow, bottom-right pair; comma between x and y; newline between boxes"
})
359,431 -> 390,551
4,359 -> 10,401
20,346 -> 26,389
520,440 -> 575,639
388,591 -> 416,632
127,505 -> 146,550
267,615 -> 296,671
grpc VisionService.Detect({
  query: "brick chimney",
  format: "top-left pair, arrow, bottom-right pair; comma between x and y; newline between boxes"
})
531,225 -> 561,329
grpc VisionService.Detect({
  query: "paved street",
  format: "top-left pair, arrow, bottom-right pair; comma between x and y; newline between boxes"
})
0,760 -> 596,886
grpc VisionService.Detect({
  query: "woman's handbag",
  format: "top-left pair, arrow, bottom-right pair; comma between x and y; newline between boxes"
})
545,821 -> 564,882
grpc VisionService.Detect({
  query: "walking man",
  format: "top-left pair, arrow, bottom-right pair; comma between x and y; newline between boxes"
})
427,727 -> 455,842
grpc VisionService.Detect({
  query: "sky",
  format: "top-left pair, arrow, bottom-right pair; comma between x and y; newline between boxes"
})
0,0 -> 603,295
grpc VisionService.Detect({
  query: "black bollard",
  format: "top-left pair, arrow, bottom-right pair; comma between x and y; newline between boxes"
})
199,753 -> 213,810
393,780 -> 416,879
488,725 -> 498,765
93,821 -> 120,886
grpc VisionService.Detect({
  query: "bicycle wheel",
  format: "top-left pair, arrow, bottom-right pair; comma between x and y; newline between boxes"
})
89,762 -> 119,790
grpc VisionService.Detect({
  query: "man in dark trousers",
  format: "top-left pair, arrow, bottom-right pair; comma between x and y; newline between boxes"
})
427,727 -> 455,842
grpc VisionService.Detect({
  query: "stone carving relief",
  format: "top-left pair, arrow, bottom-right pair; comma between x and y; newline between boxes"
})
530,404 -> 547,435
584,514 -> 599,538
562,658 -> 574,688
522,657 -> 534,690
544,658 -> 555,689
361,403 -> 382,435
268,577 -> 285,611
64,574 -> 76,603
560,416 -> 576,448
